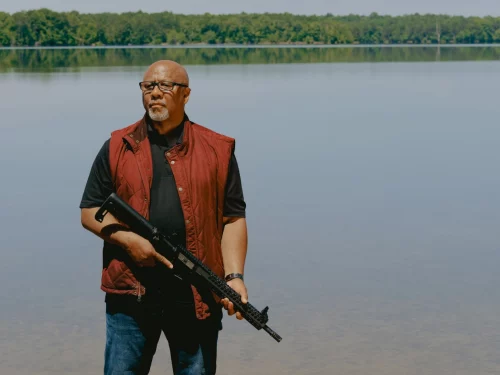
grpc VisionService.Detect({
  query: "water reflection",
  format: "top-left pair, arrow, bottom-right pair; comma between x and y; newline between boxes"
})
1,46 -> 500,72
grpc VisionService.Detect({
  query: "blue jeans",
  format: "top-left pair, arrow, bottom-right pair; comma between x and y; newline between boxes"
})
104,300 -> 221,375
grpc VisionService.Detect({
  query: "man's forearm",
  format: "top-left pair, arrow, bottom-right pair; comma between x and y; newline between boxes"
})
221,217 -> 248,275
81,207 -> 136,249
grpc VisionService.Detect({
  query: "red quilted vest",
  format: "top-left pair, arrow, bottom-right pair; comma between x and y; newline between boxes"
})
102,116 -> 234,319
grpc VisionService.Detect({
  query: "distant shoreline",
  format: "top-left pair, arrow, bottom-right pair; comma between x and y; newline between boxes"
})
2,43 -> 500,51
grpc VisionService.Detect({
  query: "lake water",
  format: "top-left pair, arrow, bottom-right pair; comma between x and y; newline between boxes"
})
1,47 -> 500,375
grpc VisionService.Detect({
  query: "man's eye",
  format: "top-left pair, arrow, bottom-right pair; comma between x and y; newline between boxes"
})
159,83 -> 174,90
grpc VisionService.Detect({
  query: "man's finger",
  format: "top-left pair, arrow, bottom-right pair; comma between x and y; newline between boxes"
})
154,252 -> 173,269
228,301 -> 235,315
236,312 -> 244,320
241,291 -> 248,304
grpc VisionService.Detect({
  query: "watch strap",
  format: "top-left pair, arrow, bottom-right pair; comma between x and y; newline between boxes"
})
225,273 -> 244,282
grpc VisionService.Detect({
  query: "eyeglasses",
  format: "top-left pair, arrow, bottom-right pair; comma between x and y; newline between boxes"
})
139,81 -> 189,93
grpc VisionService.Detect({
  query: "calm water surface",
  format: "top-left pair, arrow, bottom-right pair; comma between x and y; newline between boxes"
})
1,47 -> 500,374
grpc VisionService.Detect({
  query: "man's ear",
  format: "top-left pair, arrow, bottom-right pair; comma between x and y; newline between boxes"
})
183,87 -> 191,105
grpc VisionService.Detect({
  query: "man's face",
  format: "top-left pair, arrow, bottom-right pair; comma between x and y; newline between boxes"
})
141,65 -> 189,122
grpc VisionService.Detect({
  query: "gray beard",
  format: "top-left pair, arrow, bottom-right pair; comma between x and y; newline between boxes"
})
148,108 -> 170,122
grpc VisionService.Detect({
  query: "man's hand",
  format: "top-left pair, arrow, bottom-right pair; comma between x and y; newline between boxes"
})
221,278 -> 248,320
124,234 -> 174,269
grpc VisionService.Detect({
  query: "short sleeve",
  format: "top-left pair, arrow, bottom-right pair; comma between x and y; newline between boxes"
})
79,139 -> 114,208
223,152 -> 246,217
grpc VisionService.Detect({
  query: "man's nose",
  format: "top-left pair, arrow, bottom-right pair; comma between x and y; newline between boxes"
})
151,85 -> 163,98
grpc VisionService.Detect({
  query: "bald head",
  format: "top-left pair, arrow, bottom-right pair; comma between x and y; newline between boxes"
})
143,60 -> 189,87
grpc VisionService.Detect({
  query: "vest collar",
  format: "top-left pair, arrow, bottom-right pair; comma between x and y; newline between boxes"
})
177,117 -> 191,156
122,114 -> 192,155
123,117 -> 148,153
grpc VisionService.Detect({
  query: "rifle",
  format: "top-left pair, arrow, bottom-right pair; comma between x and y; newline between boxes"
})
95,193 -> 282,343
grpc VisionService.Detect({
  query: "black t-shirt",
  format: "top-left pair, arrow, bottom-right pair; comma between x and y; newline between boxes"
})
80,118 -> 245,311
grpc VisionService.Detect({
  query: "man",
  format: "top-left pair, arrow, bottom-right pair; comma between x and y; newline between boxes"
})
80,60 -> 248,375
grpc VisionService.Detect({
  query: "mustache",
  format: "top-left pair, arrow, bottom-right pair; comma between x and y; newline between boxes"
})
149,100 -> 167,107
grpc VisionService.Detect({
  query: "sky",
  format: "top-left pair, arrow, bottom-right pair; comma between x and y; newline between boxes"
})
1,0 -> 500,16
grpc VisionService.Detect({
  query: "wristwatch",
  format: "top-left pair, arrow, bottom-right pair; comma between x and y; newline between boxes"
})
225,273 -> 244,282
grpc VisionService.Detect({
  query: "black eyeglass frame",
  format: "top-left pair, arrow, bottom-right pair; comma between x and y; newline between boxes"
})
139,81 -> 189,93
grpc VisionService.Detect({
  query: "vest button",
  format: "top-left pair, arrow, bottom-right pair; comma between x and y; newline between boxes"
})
186,220 -> 190,224
178,187 -> 183,192
170,161 -> 175,165
166,152 -> 171,157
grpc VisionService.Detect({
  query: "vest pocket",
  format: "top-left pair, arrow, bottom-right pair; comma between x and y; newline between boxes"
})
101,259 -> 140,292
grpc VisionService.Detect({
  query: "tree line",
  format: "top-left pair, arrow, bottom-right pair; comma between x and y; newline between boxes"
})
1,9 -> 500,47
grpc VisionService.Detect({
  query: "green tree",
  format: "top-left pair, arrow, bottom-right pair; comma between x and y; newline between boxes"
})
0,12 -> 15,46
